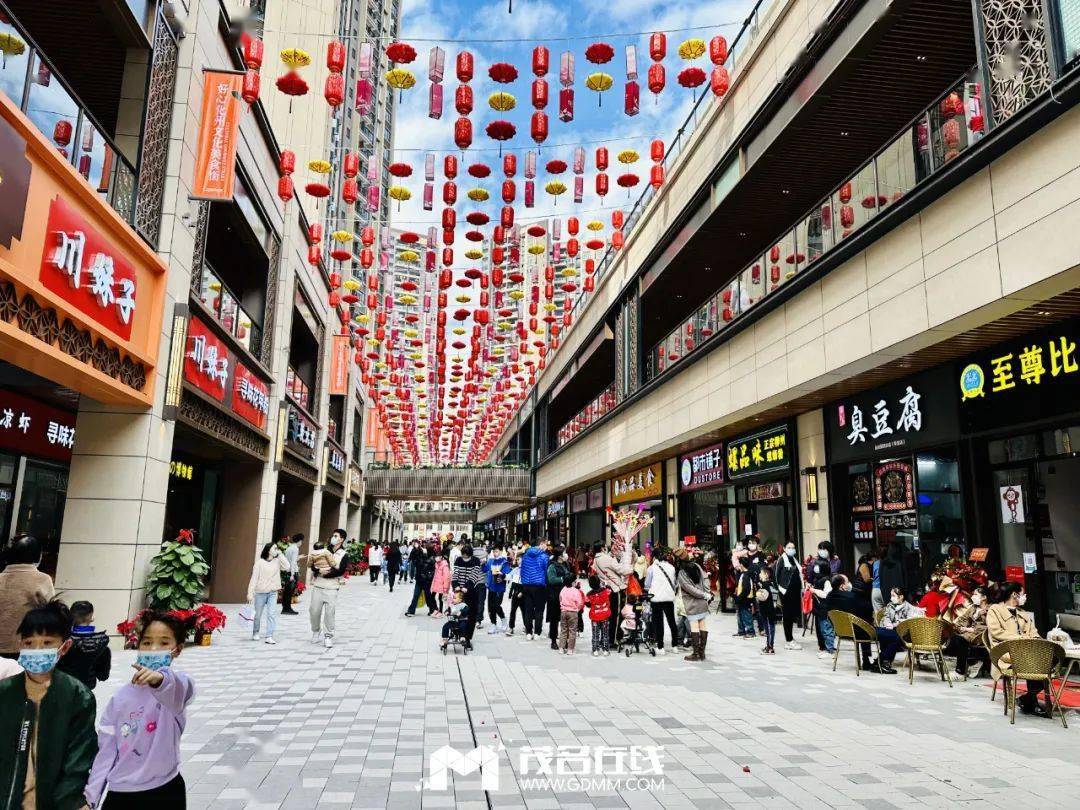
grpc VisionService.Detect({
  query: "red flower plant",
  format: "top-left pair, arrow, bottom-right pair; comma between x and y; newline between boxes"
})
488,62 -> 519,83
385,41 -> 417,64
585,42 -> 615,64
176,529 -> 195,546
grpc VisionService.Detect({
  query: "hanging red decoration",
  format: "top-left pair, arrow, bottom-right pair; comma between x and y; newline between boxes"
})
612,210 -> 624,229
327,40 -> 347,73
454,117 -> 473,150
343,152 -> 359,178
586,238 -> 605,251
585,42 -> 615,64
596,147 -> 609,171
276,71 -> 308,98
839,182 -> 852,204
278,150 -> 295,176
566,238 -> 579,257
500,206 -> 514,228
388,162 -> 413,177
243,36 -> 264,70
532,78 -> 548,109
455,84 -> 473,115
444,181 -> 458,205
567,216 -> 579,235
324,73 -> 344,106
527,225 -> 546,238
467,163 -> 491,178
241,70 -> 260,105
503,154 -> 517,176
489,62 -> 519,83
647,63 -> 665,97
487,119 -> 516,142
308,223 -> 323,244
444,155 -> 458,178
277,175 -> 294,202
545,159 -> 567,174
456,51 -> 474,82
625,80 -> 640,116
559,88 -> 574,122
678,66 -> 706,89
305,182 -> 331,198
466,212 -> 490,226
502,180 -> 516,203
442,208 -> 456,229
710,66 -> 730,98
709,35 -> 729,65
617,173 -> 639,189
386,41 -> 418,64
342,178 -> 358,204
649,33 -> 667,62
360,248 -> 374,268
530,112 -> 547,145
596,173 -> 609,197
399,231 -> 420,243
532,45 -> 549,76
650,164 -> 664,189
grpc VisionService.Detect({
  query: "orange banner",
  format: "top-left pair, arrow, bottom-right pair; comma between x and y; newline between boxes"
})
329,334 -> 350,395
191,70 -> 244,201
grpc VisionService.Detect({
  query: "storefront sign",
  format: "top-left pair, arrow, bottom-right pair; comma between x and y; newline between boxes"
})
169,460 -> 194,480
874,459 -> 915,512
748,481 -> 784,501
588,484 -> 604,510
999,484 -> 1025,524
286,403 -> 318,460
1004,565 -> 1025,584
725,424 -> 789,481
547,498 -> 566,517
683,535 -> 697,546
610,462 -> 662,505
327,444 -> 346,473
0,390 -> 76,463
328,334 -> 350,396
41,196 -> 137,341
570,489 -> 588,513
183,316 -> 269,430
969,547 -> 989,562
192,70 -> 244,201
829,368 -> 957,464
678,441 -> 724,492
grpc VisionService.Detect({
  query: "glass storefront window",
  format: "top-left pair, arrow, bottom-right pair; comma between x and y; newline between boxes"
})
876,125 -> 920,211
26,53 -> 79,164
988,434 -> 1039,464
766,229 -> 797,294
1042,425 -> 1080,456
797,202 -> 832,271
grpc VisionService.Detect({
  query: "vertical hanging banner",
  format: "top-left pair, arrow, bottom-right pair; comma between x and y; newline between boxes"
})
191,69 -> 244,201
328,334 -> 351,395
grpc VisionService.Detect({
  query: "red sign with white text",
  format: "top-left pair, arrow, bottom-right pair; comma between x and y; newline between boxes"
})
0,389 -> 77,463
183,316 -> 270,431
39,195 -> 137,341
233,364 -> 269,430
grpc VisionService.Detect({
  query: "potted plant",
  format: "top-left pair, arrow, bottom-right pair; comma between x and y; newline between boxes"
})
146,529 -> 210,611
192,604 -> 227,646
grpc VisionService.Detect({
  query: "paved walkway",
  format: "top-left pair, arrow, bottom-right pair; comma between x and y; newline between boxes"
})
96,581 -> 1079,809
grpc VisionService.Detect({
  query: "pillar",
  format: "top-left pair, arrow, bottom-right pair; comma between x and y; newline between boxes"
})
797,410 -> 830,555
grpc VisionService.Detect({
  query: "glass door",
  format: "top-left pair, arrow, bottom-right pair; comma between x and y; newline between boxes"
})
16,460 -> 69,578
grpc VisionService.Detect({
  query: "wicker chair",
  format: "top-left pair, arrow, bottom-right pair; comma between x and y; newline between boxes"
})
990,639 -> 1068,727
828,610 -> 880,676
873,607 -> 886,626
896,617 -> 953,687
986,628 -> 1004,700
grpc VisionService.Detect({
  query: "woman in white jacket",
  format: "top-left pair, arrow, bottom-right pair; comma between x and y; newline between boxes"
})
248,542 -> 288,644
645,549 -> 680,655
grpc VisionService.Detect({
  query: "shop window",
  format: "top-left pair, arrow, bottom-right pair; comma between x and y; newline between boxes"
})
875,124 -> 921,211
915,452 -> 964,571
988,434 -> 1040,464
1042,425 -> 1080,457
0,453 -> 16,541
287,307 -> 319,414
328,395 -> 344,444
25,53 -> 79,163
351,408 -> 363,458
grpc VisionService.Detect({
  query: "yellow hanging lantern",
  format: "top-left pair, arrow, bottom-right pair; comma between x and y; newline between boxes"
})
453,327 -> 466,335
527,244 -> 545,255
280,48 -> 312,68
678,38 -> 706,60
488,91 -> 517,112
0,32 -> 26,61
388,186 -> 412,202
385,68 -> 416,91
616,149 -> 639,165
332,229 -> 353,243
561,267 -> 578,277
467,188 -> 490,202
309,159 -> 332,174
404,328 -> 419,339
543,302 -> 557,312
355,313 -> 370,324
586,220 -> 604,231
399,294 -> 418,305
455,294 -> 471,303
509,290 -> 525,300
544,180 -> 567,197
465,249 -> 484,260
343,277 -> 362,291
398,249 -> 420,263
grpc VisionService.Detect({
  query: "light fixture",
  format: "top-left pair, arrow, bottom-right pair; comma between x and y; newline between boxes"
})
667,493 -> 676,520
840,130 -> 850,137
162,303 -> 190,421
802,466 -> 819,510
916,54 -> 927,62
273,403 -> 289,469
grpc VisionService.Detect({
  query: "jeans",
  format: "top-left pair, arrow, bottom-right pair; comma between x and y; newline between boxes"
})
559,610 -> 578,651
651,601 -> 678,649
736,604 -> 754,635
871,587 -> 884,613
406,579 -> 434,615
508,583 -> 524,629
522,584 -> 547,635
487,590 -> 506,624
382,566 -> 389,584
369,565 -> 381,584
816,614 -> 836,652
591,620 -> 611,652
757,610 -> 775,648
309,587 -> 339,637
252,591 -> 277,638
676,615 -> 690,646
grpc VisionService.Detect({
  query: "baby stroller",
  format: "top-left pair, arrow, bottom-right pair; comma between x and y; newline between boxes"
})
618,593 -> 656,657
441,602 -> 470,656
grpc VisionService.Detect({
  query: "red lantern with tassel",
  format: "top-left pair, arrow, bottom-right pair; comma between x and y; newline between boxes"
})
454,117 -> 472,151
241,69 -> 260,104
277,175 -> 294,202
531,111 -> 548,145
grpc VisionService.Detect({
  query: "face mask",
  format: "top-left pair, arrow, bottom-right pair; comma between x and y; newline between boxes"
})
785,547 -> 796,557
135,651 -> 173,671
747,543 -> 758,552
971,594 -> 983,605
18,648 -> 60,675
818,549 -> 829,558
1018,593 -> 1027,606
891,595 -> 903,605
270,548 -> 279,558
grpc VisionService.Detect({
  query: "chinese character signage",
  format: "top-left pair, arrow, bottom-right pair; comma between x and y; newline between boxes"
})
678,441 -> 725,492
183,316 -> 270,430
192,70 -> 244,201
328,335 -> 350,396
547,498 -> 566,517
326,442 -> 346,480
169,460 -> 194,480
0,390 -> 77,463
40,196 -> 138,341
610,462 -> 663,505
874,459 -> 915,512
958,322 -> 1080,434
828,368 -> 957,464
724,424 -> 790,481
286,404 -> 318,461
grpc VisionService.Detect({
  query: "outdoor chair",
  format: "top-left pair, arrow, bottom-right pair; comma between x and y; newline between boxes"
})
990,638 -> 1068,728
828,610 -> 880,677
896,617 -> 953,688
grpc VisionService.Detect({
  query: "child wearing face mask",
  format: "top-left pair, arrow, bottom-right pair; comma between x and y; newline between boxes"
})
0,600 -> 97,810
755,567 -> 780,654
84,612 -> 194,808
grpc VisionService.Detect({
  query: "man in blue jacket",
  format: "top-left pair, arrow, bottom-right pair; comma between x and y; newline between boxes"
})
518,538 -> 550,640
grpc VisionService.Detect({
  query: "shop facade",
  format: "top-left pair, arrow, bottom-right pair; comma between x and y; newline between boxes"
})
608,462 -> 665,550
544,496 -> 569,549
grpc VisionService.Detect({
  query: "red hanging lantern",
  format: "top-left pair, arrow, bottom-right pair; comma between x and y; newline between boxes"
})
241,69 -> 260,104
278,150 -> 295,176
443,227 -> 455,245
500,206 -> 514,228
647,63 -> 665,97
360,248 -> 374,268
649,33 -> 667,62
596,146 -> 609,171
650,164 -> 664,189
559,87 -> 574,122
385,41 -> 418,65
442,247 -> 454,266
612,210 -> 624,229
443,181 -> 458,205
502,180 -> 516,203
839,182 -> 852,203
277,175 -> 294,202
442,208 -> 456,229
567,216 -> 580,235
611,230 -> 624,250
710,66 -> 730,98
455,84 -> 473,115
324,73 -> 345,107
530,111 -> 548,145
840,205 -> 855,228
486,120 -> 516,146
327,40 -> 347,72
444,155 -> 458,178
343,152 -> 359,178
342,178 -> 358,204
650,139 -> 664,163
532,45 -> 549,76
489,62 -> 519,83
243,35 -> 264,70
709,36 -> 729,66
532,78 -> 548,109
53,120 -> 73,146
308,244 -> 321,265
503,154 -> 517,177
678,66 -> 706,90
585,42 -> 615,64
454,117 -> 473,150
276,71 -> 309,99
360,226 -> 375,246
596,173 -> 609,198
456,51 -> 474,82
388,162 -> 413,177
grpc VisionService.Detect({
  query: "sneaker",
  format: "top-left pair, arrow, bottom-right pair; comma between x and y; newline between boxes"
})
817,651 -> 833,660
506,629 -> 515,636
761,647 -> 770,655
567,650 -> 574,656
311,632 -> 321,644
404,612 -> 415,617
657,648 -> 667,656
592,650 -> 599,657
562,649 -> 568,655
264,637 -> 277,645
732,632 -> 745,637
488,625 -> 501,635
603,650 -> 610,657
527,633 -> 534,641
551,641 -> 559,650
252,633 -> 261,641
324,636 -> 333,648
784,641 -> 801,651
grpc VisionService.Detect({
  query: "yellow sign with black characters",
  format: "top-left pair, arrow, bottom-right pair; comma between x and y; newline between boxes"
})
725,424 -> 789,481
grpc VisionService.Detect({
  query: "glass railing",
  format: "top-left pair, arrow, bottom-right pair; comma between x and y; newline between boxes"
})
556,382 -> 617,449
0,12 -> 138,226
644,70 -> 985,383
196,263 -> 264,357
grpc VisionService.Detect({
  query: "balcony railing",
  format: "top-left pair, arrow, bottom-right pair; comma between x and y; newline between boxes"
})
0,12 -> 137,227
195,263 -> 264,358
556,382 -> 616,449
645,70 -> 985,382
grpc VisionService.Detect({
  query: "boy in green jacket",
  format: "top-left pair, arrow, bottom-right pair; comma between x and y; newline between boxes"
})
0,601 -> 97,810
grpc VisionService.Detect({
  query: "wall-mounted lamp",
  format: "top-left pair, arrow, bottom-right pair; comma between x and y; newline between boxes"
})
802,467 -> 819,510
162,303 -> 190,421
273,403 -> 288,469
667,493 -> 676,521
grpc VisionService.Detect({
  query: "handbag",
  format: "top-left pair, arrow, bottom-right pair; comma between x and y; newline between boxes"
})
801,588 -> 813,615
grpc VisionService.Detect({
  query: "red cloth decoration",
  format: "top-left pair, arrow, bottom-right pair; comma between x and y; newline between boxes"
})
467,162 -> 491,178
585,42 -> 614,64
678,66 -> 706,89
488,62 -> 519,83
386,42 -> 418,64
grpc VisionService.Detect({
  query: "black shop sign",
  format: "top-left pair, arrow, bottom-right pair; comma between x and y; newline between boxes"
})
725,424 -> 790,481
828,367 -> 957,464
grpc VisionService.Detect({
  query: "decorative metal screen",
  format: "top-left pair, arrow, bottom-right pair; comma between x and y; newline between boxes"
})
978,0 -> 1052,123
134,11 -> 180,247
